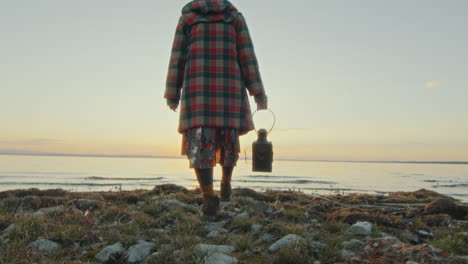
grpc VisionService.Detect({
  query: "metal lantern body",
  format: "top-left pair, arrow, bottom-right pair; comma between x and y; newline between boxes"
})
252,129 -> 273,172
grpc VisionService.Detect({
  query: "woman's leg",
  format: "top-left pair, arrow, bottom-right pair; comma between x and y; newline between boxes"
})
195,168 -> 215,198
220,166 -> 233,201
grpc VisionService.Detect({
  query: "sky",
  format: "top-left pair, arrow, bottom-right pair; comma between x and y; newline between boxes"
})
1,0 -> 468,161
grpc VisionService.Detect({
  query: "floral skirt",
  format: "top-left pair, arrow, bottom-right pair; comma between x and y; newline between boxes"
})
181,127 -> 240,169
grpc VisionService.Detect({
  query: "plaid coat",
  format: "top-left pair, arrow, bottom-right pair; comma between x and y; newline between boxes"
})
165,0 -> 266,136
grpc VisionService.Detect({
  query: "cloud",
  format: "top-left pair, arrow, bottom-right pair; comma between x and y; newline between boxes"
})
426,80 -> 442,88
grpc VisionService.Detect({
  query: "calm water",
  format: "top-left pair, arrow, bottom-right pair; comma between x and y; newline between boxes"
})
0,155 -> 467,202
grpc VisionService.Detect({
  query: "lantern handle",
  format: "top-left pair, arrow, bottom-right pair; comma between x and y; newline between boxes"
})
252,109 -> 276,136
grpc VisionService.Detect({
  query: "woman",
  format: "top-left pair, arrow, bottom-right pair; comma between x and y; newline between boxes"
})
165,0 -> 268,218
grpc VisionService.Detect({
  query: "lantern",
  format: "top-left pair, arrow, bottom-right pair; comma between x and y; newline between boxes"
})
252,128 -> 273,172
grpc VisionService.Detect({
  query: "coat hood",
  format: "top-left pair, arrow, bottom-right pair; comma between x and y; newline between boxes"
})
182,0 -> 239,25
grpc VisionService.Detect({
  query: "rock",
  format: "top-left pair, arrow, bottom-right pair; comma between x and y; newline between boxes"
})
401,231 -> 421,244
125,240 -> 156,263
268,234 -> 305,252
32,206 -> 64,217
1,223 -> 15,238
341,249 -> 356,258
406,261 -> 419,264
29,239 -> 60,254
250,224 -> 263,232
234,212 -> 250,220
163,199 -> 188,209
342,239 -> 366,251
151,228 -> 170,236
204,222 -> 228,233
205,252 -> 239,264
207,231 -> 226,238
193,243 -> 236,257
309,242 -> 327,253
417,230 -> 433,238
137,201 -> 146,207
75,199 -> 100,210
348,221 -> 373,236
95,242 -> 125,263
381,235 -> 402,245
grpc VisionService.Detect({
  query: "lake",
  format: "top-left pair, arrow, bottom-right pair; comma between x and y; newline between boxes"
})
0,155 -> 467,202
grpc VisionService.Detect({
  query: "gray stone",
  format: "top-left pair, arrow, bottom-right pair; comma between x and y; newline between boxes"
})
259,233 -> 275,243
125,240 -> 156,263
417,230 -> 433,238
402,231 -> 421,244
204,222 -> 228,233
33,206 -> 64,217
341,249 -> 356,258
205,252 -> 239,264
1,223 -> 16,238
234,212 -> 250,220
309,242 -> 327,253
268,234 -> 305,252
137,201 -> 146,207
29,239 -> 60,254
348,221 -> 373,236
207,231 -> 226,238
75,199 -> 100,211
163,199 -> 188,209
95,242 -> 125,263
406,261 -> 420,264
342,239 -> 365,251
250,224 -> 263,232
194,243 -> 236,257
381,235 -> 402,245
151,228 -> 170,236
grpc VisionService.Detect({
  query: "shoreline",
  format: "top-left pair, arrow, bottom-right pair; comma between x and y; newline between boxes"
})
1,185 -> 467,263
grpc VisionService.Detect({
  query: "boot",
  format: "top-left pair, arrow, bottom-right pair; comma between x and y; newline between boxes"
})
201,195 -> 220,220
220,183 -> 232,202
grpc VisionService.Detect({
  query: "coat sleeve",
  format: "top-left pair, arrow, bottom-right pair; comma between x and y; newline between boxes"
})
165,17 -> 188,102
234,14 -> 265,97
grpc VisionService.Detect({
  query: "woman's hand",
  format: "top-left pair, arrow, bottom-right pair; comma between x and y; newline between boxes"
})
168,103 -> 178,112
257,100 -> 268,110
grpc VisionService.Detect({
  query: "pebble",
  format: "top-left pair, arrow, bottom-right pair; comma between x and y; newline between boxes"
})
204,252 -> 239,264
348,221 -> 373,236
342,239 -> 365,251
163,199 -> 188,209
310,241 -> 327,253
417,230 -> 433,238
234,212 -> 250,220
29,239 -> 60,254
194,243 -> 236,257
250,224 -> 263,232
268,234 -> 305,252
207,230 -> 226,238
95,242 -> 125,263
125,240 -> 156,263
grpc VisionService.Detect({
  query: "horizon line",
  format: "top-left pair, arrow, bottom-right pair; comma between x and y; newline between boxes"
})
1,151 -> 468,165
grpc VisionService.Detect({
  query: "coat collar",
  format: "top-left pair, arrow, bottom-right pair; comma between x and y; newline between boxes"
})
182,0 -> 239,25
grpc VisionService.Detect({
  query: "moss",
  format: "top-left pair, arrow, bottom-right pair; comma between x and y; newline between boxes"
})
273,243 -> 314,264
431,228 -> 468,255
319,233 -> 345,262
264,222 -> 307,237
9,216 -> 46,241
230,217 -> 258,232
99,205 -> 131,223
232,234 -> 254,251
322,221 -> 348,234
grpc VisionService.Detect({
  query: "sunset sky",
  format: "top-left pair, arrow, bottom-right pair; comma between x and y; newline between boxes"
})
1,0 -> 468,161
